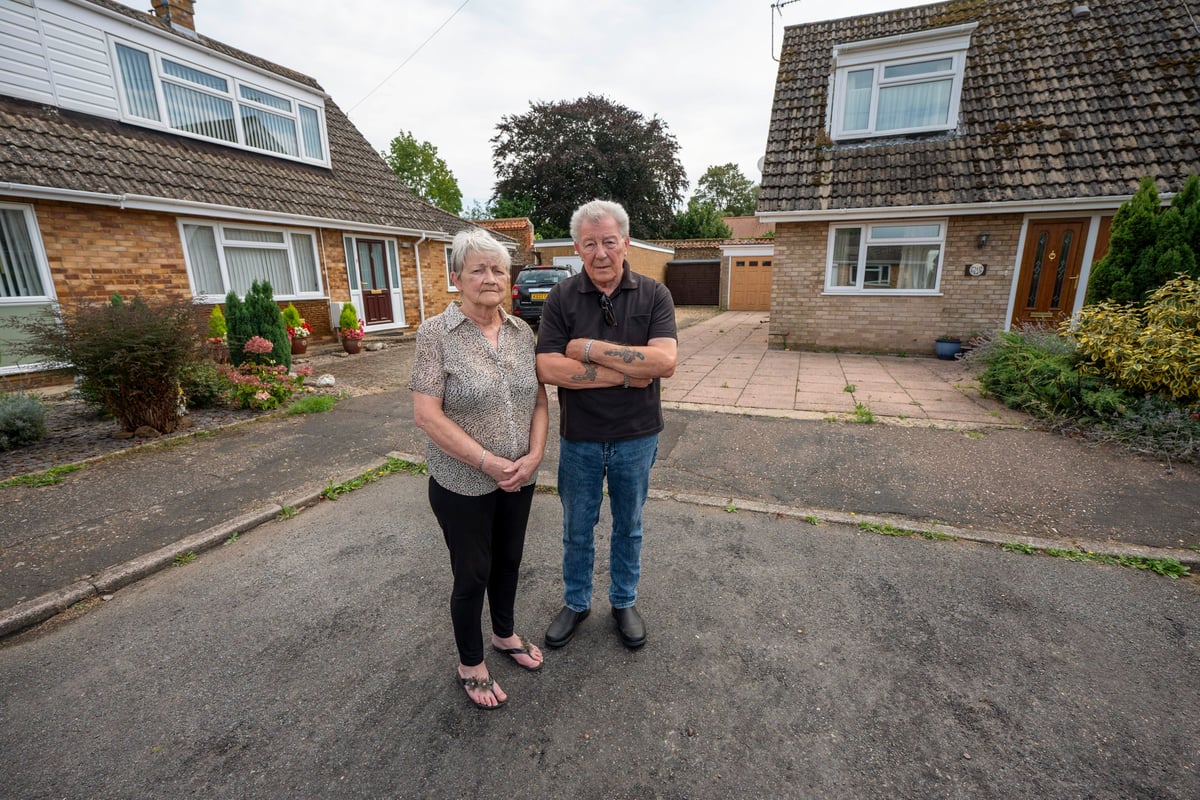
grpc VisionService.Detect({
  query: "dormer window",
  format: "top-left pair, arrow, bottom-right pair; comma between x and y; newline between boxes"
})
830,23 -> 976,141
113,41 -> 327,165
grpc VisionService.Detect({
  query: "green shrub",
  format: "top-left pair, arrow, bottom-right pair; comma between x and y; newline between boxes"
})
10,295 -> 202,433
1087,175 -> 1200,304
1067,275 -> 1200,402
207,305 -> 227,341
180,361 -> 228,409
976,328 -> 1092,418
0,392 -> 47,450
224,281 -> 290,370
338,302 -> 359,333
281,303 -> 303,330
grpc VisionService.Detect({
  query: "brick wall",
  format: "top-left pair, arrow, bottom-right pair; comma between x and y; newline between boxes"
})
417,239 -> 456,320
35,200 -> 193,304
769,214 -> 1022,354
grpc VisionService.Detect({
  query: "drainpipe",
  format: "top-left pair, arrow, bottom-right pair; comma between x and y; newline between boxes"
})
413,234 -> 427,323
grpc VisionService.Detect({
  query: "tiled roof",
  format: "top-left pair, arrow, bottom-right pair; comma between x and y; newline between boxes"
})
760,0 -> 1200,213
0,0 -> 473,238
723,216 -> 775,238
645,238 -> 773,249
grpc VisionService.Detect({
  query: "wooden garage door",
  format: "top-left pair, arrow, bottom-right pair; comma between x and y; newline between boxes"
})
729,256 -> 772,311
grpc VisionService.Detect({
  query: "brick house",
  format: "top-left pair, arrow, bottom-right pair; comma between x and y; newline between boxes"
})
758,0 -> 1199,354
0,0 -> 504,387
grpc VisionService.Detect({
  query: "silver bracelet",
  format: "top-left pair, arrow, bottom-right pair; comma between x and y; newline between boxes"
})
583,339 -> 594,364
623,374 -> 631,389
478,448 -> 487,470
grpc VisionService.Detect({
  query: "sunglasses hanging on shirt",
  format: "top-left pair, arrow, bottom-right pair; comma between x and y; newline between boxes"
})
599,293 -> 617,326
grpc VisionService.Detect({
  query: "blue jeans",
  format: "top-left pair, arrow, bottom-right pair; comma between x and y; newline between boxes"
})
557,434 -> 658,611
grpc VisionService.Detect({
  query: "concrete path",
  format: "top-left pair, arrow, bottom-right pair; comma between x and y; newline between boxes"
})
664,311 -> 1025,426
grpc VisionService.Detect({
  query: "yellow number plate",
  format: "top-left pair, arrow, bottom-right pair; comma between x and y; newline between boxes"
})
531,292 -> 548,301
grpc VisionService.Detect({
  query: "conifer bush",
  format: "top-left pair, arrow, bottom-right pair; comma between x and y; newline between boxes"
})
224,281 -> 291,370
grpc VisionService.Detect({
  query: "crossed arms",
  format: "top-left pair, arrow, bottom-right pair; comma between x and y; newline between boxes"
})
536,338 -> 677,390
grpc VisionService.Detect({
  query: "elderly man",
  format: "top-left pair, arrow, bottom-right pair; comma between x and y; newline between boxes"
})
535,199 -> 678,650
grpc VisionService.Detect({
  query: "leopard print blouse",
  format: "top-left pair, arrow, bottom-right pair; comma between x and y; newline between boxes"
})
408,302 -> 539,496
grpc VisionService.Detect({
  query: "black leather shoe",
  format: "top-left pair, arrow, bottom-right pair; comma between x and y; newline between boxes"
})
545,606 -> 589,648
611,605 -> 646,649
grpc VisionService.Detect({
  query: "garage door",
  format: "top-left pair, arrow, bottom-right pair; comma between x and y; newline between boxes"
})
728,256 -> 772,311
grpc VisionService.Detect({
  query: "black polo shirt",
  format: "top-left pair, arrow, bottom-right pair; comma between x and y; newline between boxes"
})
536,262 -> 677,442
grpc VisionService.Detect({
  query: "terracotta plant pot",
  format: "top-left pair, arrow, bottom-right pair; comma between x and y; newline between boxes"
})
290,337 -> 308,355
342,337 -> 363,355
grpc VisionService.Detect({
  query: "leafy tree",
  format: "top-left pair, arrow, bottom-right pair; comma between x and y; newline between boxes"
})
466,194 -> 537,222
693,163 -> 760,217
491,94 -> 688,239
382,131 -> 463,215
1087,175 -> 1200,304
670,198 -> 733,239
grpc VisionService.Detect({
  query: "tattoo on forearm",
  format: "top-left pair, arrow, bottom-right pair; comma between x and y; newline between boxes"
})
570,364 -> 599,383
604,347 -> 645,364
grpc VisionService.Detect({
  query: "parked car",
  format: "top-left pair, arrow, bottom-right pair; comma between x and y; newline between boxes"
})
511,266 -> 572,324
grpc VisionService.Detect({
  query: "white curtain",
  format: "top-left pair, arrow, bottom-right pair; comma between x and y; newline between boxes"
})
895,245 -> 938,289
877,79 -> 952,130
115,44 -> 160,121
831,228 -> 861,287
226,248 -> 292,296
291,234 -> 319,293
241,107 -> 298,156
182,224 -> 223,296
0,210 -> 44,298
164,82 -> 236,142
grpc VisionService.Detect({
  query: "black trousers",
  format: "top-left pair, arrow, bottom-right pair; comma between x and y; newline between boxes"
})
428,478 -> 536,666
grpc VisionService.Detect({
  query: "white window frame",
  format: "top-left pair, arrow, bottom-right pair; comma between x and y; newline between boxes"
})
110,38 -> 329,166
444,244 -> 459,292
1,203 -> 58,374
0,204 -> 55,305
180,219 -> 324,303
830,23 -> 976,141
824,220 -> 947,295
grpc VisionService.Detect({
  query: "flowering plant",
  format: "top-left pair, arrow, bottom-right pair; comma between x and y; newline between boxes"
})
340,319 -> 366,340
219,338 -> 312,410
287,320 -> 313,339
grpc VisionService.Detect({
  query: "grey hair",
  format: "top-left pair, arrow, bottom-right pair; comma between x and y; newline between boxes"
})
570,199 -> 630,240
448,228 -> 511,277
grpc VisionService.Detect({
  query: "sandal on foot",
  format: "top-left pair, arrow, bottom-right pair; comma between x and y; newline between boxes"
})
492,635 -> 543,672
457,673 -> 506,710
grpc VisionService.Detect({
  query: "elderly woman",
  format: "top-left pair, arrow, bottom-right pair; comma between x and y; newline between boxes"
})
409,228 -> 549,710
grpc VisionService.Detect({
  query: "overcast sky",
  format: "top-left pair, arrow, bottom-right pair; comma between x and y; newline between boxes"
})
195,0 -> 918,210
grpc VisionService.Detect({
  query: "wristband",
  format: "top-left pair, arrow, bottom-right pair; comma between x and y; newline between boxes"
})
583,339 -> 594,364
478,448 -> 487,470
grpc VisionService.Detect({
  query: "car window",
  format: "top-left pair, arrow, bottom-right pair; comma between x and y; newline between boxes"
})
518,269 -> 569,285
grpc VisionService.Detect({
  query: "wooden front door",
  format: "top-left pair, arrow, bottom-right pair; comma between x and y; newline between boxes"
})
356,239 -> 394,324
1011,219 -> 1087,329
729,256 -> 773,311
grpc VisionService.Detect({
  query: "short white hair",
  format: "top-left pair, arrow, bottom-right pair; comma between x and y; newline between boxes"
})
570,199 -> 630,240
449,228 -> 511,276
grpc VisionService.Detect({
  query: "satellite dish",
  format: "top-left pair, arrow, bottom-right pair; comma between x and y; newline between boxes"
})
756,156 -> 765,173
